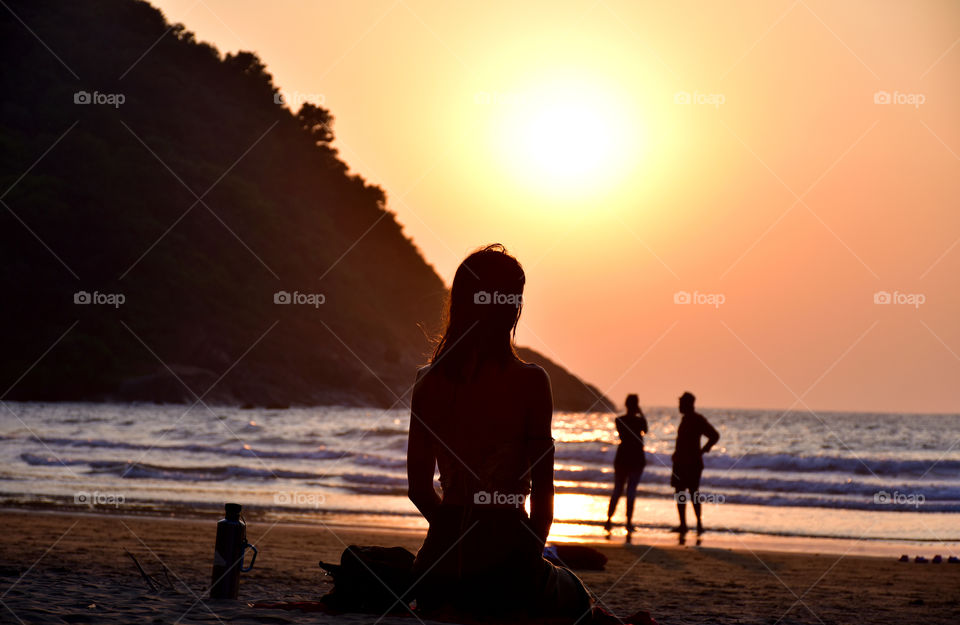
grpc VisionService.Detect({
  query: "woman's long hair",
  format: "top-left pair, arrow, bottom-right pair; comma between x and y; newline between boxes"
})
431,244 -> 525,380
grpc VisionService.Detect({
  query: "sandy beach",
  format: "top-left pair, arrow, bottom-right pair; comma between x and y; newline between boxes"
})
1,509 -> 957,624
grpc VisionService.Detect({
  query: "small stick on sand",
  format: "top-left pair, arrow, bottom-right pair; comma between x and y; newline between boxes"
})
123,548 -> 158,592
160,563 -> 176,592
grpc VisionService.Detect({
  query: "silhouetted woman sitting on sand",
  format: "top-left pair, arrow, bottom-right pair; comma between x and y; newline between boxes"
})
406,244 -> 592,622
605,394 -> 647,535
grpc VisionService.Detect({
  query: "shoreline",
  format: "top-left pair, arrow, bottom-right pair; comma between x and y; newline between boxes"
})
7,498 -> 960,557
3,499 -> 958,559
2,508 -> 959,624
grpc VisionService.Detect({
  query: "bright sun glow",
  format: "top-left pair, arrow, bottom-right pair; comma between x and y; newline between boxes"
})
521,101 -> 615,180
495,77 -> 640,198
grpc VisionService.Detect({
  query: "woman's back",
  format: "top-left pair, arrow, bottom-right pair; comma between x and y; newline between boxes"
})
414,358 -> 549,505
613,413 -> 647,476
616,415 -> 647,452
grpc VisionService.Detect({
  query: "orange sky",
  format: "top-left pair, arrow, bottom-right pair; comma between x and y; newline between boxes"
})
150,0 -> 960,414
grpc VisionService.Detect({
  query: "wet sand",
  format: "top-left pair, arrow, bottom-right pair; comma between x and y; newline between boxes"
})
1,509 -> 958,624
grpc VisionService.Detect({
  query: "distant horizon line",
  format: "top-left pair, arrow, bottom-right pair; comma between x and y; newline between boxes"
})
0,399 -> 956,417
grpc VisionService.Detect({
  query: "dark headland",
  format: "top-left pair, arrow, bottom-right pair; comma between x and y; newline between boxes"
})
0,0 -> 613,411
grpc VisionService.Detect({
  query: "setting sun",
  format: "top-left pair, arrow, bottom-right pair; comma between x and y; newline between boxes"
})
495,77 -> 640,197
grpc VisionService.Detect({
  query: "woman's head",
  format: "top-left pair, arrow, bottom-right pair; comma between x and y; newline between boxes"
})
432,244 -> 525,378
625,394 -> 640,414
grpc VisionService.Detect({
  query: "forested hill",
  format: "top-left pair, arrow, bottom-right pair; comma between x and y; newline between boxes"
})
0,0 -> 614,411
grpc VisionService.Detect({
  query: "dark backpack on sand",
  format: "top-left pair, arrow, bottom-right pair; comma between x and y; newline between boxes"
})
318,545 -> 416,613
543,544 -> 608,571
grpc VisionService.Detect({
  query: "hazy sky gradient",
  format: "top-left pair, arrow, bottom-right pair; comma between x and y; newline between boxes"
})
150,0 -> 960,413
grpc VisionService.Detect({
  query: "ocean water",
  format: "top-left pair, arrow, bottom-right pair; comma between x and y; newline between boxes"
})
2,402 -> 959,551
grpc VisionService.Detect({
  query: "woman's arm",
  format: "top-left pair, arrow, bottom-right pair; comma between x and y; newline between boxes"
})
407,370 -> 441,520
527,367 -> 555,545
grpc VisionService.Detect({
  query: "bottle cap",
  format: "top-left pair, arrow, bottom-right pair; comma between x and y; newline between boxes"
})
225,503 -> 242,520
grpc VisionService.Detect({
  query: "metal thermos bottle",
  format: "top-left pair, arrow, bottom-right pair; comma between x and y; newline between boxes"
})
209,503 -> 257,599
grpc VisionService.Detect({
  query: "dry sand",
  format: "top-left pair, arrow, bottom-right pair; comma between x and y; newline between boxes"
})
1,509 -> 957,624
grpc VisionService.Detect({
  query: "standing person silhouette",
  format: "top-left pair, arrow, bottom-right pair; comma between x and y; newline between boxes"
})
407,244 -> 592,622
604,394 -> 647,536
670,392 -> 719,536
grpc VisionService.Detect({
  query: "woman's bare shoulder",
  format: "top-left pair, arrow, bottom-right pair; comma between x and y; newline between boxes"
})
510,359 -> 550,384
412,364 -> 429,387
510,356 -> 545,373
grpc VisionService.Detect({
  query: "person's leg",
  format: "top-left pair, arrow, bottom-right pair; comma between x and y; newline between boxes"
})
606,470 -> 626,530
692,490 -> 703,533
692,473 -> 704,533
675,488 -> 688,532
625,470 -> 641,531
